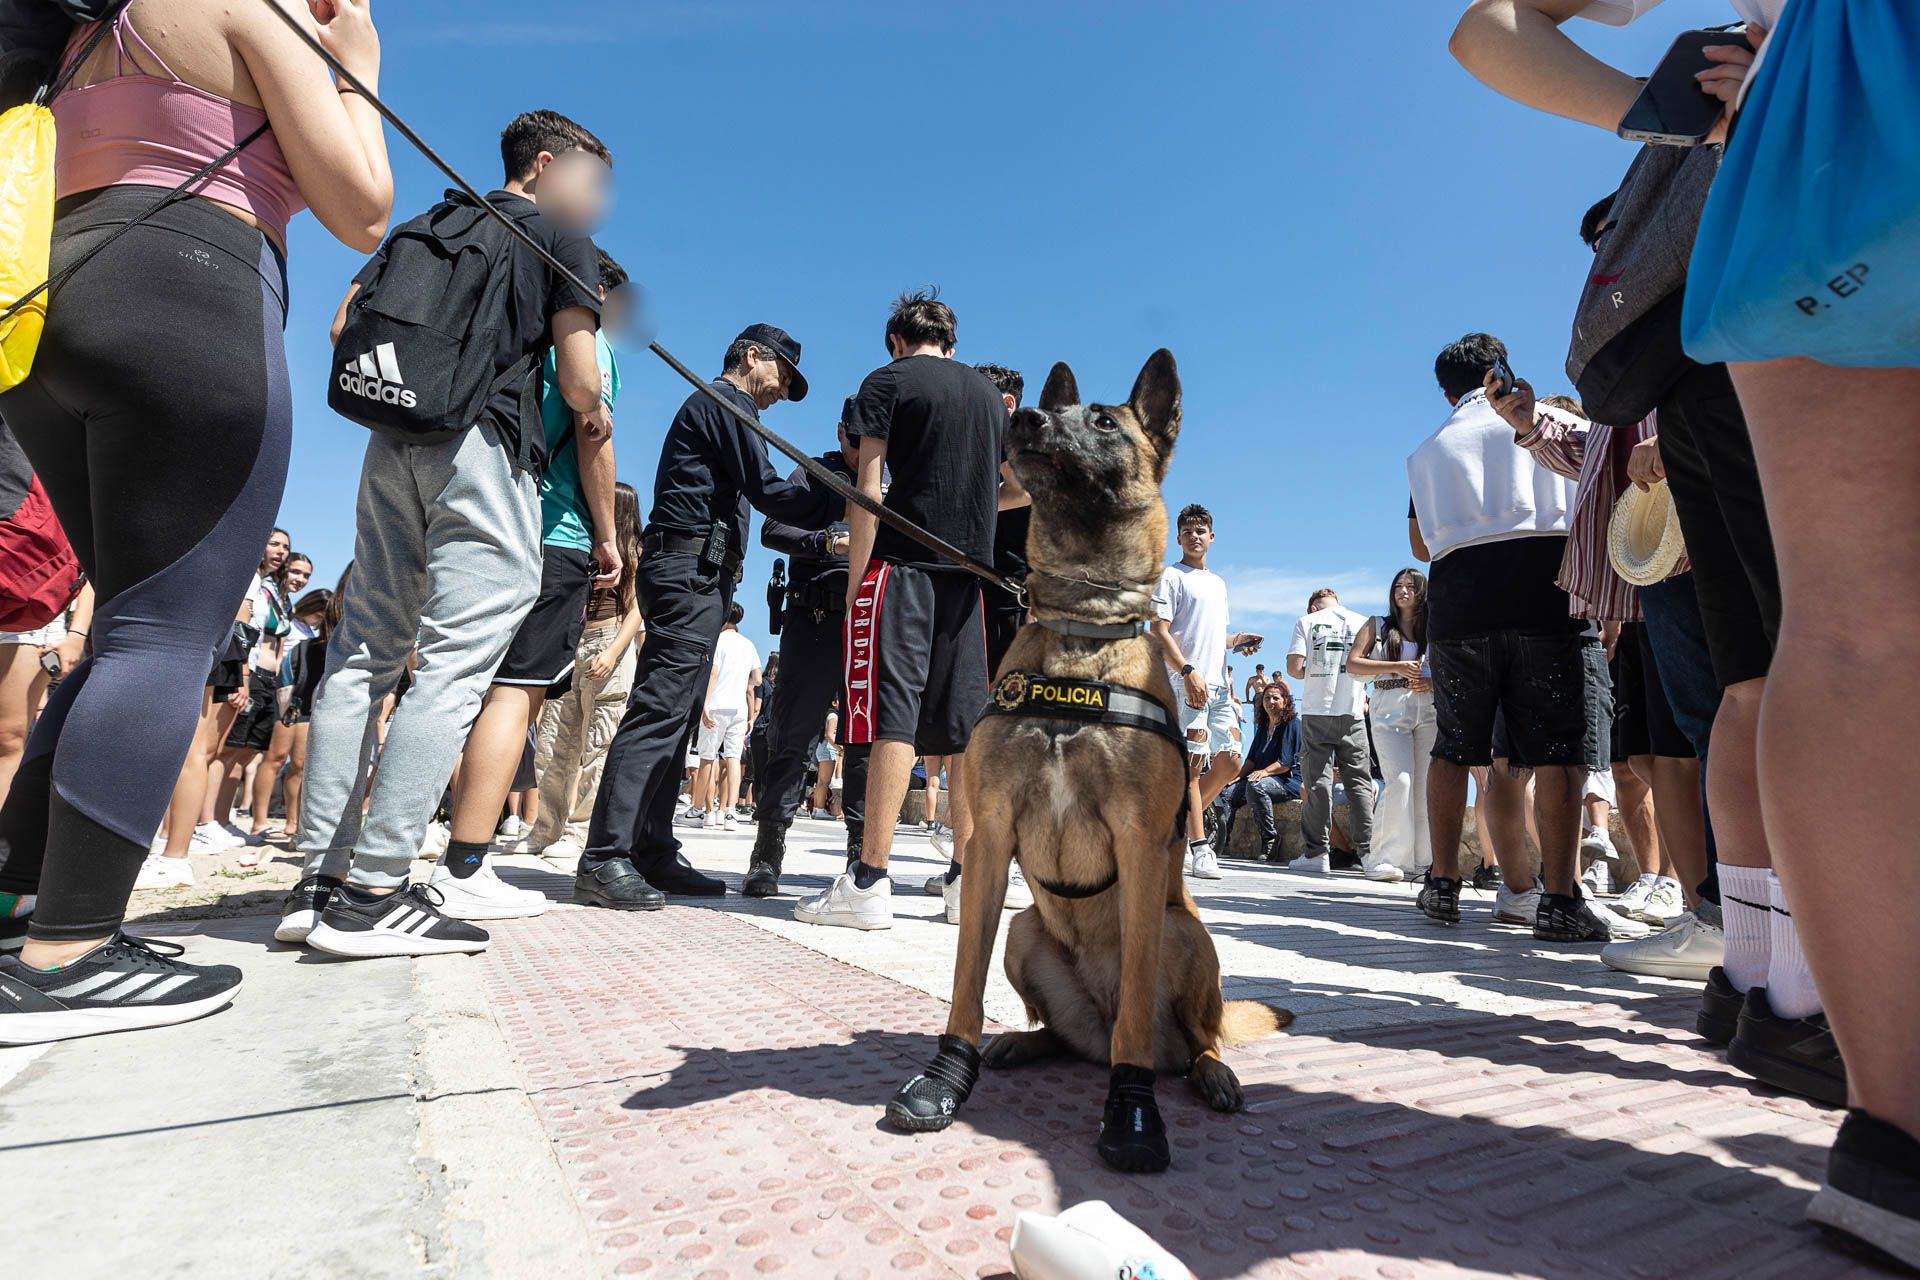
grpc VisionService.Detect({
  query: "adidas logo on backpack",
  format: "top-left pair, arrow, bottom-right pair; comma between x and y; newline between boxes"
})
337,342 -> 418,409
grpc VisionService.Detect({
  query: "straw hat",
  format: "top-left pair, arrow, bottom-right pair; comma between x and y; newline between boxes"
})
1608,480 -> 1687,586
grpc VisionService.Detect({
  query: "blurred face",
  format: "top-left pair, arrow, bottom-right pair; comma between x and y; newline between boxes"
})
285,558 -> 312,593
263,531 -> 290,573
532,148 -> 613,232
1176,520 -> 1212,560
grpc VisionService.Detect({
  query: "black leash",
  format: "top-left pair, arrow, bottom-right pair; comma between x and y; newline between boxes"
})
255,0 -> 1025,602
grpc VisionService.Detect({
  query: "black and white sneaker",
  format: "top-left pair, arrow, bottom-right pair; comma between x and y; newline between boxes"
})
305,881 -> 490,958
0,933 -> 242,1045
1808,1110 -> 1920,1271
1534,892 -> 1615,943
274,874 -> 343,944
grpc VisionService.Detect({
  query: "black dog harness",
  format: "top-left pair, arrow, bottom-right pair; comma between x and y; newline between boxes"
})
976,667 -> 1190,899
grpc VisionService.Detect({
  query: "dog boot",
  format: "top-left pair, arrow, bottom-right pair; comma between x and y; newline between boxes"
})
1097,1063 -> 1170,1173
885,1034 -> 980,1132
743,821 -> 788,898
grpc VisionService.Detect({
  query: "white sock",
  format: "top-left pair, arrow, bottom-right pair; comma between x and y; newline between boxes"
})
1765,872 -> 1823,1019
1719,864 -> 1773,992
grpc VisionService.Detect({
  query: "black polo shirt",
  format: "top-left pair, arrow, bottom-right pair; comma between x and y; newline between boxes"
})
648,379 -> 830,551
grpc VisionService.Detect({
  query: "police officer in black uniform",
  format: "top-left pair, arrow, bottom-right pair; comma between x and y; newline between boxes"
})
575,325 -> 830,910
744,406 -> 873,896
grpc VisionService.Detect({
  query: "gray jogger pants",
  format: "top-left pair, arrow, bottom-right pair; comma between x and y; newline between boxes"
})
295,423 -> 541,887
1300,712 -> 1375,859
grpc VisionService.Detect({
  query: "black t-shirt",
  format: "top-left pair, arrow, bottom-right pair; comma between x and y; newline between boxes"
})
844,355 -> 1004,571
0,419 -> 33,521
1411,496 -> 1578,642
353,190 -> 598,473
648,379 -> 830,550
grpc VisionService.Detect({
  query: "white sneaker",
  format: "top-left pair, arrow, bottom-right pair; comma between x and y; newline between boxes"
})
1493,882 -> 1541,925
541,836 -> 584,866
133,854 -> 195,890
1283,852 -> 1327,876
942,873 -> 962,924
722,810 -> 739,831
930,831 -> 952,860
418,821 -> 452,862
1005,863 -> 1035,910
219,820 -> 254,844
1582,857 -> 1613,897
1630,876 -> 1686,925
1186,842 -> 1224,880
194,821 -> 244,850
1610,874 -> 1655,919
426,861 -> 551,921
1364,861 -> 1406,883
498,815 -> 528,840
809,808 -> 834,821
795,872 -> 893,930
1579,829 -> 1616,861
675,807 -> 705,828
1601,910 -> 1724,980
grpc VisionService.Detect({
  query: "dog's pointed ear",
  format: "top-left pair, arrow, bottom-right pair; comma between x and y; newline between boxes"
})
1129,348 -> 1181,458
1039,361 -> 1080,413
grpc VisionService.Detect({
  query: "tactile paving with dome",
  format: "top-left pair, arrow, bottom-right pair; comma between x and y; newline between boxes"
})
478,907 -> 1882,1279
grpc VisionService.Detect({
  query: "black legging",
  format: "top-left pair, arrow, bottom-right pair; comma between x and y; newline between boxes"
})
0,187 -> 291,940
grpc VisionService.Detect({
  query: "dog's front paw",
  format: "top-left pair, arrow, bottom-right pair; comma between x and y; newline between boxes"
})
885,1034 -> 981,1133
1189,1055 -> 1244,1113
1096,1063 -> 1169,1173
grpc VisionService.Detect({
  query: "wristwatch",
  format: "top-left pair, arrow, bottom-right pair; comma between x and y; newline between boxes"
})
1179,663 -> 1195,677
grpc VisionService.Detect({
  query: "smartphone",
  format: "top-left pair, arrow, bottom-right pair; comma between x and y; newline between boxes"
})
39,651 -> 62,677
1490,355 -> 1517,399
1618,29 -> 1733,146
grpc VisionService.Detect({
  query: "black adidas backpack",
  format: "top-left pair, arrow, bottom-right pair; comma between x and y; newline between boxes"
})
328,190 -> 543,439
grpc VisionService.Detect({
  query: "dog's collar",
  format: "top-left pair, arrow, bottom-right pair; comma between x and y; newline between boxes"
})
978,670 -> 1187,757
1024,863 -> 1120,900
1030,614 -> 1148,641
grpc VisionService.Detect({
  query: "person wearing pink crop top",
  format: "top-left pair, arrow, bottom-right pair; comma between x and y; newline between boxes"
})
0,0 -> 393,1047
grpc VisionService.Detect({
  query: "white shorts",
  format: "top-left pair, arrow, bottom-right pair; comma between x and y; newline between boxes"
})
0,616 -> 66,647
1179,684 -> 1242,758
698,708 -> 747,760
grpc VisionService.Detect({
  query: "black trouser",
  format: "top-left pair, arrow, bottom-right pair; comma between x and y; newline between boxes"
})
755,602 -> 867,835
0,190 -> 290,940
583,552 -> 731,870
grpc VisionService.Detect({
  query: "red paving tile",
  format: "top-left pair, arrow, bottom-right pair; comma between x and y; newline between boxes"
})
478,908 -> 1889,1280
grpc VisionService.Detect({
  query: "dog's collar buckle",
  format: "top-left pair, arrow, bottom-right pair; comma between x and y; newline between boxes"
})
1031,614 -> 1147,641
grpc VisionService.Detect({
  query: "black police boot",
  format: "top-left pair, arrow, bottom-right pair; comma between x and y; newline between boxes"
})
573,857 -> 666,911
743,821 -> 789,898
1097,1062 -> 1170,1173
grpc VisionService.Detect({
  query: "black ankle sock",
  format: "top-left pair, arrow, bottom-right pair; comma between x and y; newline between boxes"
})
446,840 -> 488,880
944,861 -> 962,885
851,860 -> 887,890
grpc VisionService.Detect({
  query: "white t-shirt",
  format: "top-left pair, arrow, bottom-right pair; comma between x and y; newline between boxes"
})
1287,604 -> 1368,719
1153,562 -> 1231,688
1579,0 -> 1783,28
706,629 -> 761,716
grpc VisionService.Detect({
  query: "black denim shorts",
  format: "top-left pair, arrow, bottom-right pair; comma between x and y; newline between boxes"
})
1431,631 -> 1588,769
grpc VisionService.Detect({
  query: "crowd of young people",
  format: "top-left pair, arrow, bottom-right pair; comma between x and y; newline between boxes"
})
0,0 -> 1912,1265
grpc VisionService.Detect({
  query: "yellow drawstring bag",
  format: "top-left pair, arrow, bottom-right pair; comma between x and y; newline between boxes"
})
0,100 -> 56,392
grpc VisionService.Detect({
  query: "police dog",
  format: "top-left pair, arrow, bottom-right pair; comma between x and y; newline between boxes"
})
884,350 -> 1291,1173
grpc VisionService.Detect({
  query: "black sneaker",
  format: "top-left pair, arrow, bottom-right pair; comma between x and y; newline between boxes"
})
1533,892 -> 1614,943
1416,874 -> 1461,925
1726,985 -> 1847,1107
0,914 -> 26,956
274,874 -> 343,944
305,881 -> 490,958
1470,863 -> 1503,891
1696,966 -> 1744,1047
1808,1110 -> 1920,1272
0,933 -> 241,1045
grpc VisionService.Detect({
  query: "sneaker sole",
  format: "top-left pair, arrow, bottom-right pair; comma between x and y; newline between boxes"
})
793,907 -> 891,930
1807,1185 -> 1920,1271
273,910 -> 320,943
1601,951 -> 1717,981
1629,909 -> 1686,927
1533,927 -> 1610,943
1726,1035 -> 1848,1107
305,923 -> 489,958
436,898 -> 552,922
0,985 -> 241,1045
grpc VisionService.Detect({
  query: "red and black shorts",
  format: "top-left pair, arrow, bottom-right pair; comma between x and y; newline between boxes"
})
844,559 -> 988,756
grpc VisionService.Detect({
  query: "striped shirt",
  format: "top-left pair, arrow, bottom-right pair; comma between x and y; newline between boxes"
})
1516,408 -> 1684,622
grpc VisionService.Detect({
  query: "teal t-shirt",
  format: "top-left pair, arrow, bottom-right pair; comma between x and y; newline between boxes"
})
538,331 -> 620,551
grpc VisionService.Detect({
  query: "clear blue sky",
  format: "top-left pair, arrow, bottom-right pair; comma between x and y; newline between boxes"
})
274,0 -> 1718,667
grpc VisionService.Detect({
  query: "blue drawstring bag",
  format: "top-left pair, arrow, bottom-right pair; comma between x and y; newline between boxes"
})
1682,0 -> 1920,368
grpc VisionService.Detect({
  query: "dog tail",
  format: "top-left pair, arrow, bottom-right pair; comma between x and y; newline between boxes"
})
1219,1000 -> 1294,1047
